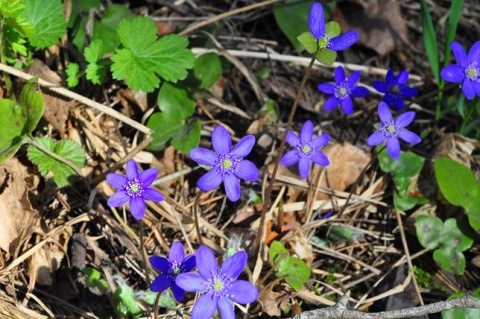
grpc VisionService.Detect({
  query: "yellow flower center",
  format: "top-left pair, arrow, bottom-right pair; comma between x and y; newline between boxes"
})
302,145 -> 311,153
387,124 -> 396,134
318,37 -> 329,49
467,68 -> 478,79
222,159 -> 232,169
213,281 -> 223,291
129,183 -> 139,192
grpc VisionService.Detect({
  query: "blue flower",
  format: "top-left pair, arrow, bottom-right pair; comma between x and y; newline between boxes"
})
308,2 -> 359,52
441,40 -> 480,100
367,102 -> 421,160
189,126 -> 260,202
175,246 -> 258,319
149,241 -> 196,302
372,69 -> 418,110
318,66 -> 369,115
281,120 -> 330,179
106,159 -> 164,220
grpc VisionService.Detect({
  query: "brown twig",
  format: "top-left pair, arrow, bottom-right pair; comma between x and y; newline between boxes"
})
293,291 -> 480,319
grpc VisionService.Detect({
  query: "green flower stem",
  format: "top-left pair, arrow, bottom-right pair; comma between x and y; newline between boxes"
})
460,98 -> 477,134
153,292 -> 161,319
255,56 -> 316,253
0,16 -> 13,99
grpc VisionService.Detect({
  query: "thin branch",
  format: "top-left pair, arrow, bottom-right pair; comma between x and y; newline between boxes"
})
293,292 -> 480,319
0,62 -> 152,135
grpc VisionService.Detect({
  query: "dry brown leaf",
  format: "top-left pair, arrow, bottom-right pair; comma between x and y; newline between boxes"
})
433,133 -> 480,168
0,158 -> 40,254
313,142 -> 371,199
28,226 -> 71,286
260,289 -> 283,317
287,230 -> 314,265
27,60 -> 74,137
333,0 -> 408,56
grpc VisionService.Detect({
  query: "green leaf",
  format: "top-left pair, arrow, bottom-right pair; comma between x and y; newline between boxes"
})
143,290 -> 176,308
325,21 -> 340,38
442,288 -> 480,319
415,215 -> 444,250
113,285 -> 142,318
0,99 -> 26,163
19,78 -> 45,135
0,0 -> 25,18
269,240 -> 289,264
273,0 -> 335,51
435,158 -> 480,231
111,16 -> 195,92
419,0 -> 440,84
441,218 -> 473,252
157,82 -> 195,120
83,267 -> 101,287
146,113 -> 184,151
327,225 -> 353,243
433,247 -> 466,275
443,1 -> 464,69
66,63 -> 80,88
277,256 -> 311,291
297,32 -> 318,54
194,53 -> 222,89
85,40 -> 109,84
315,49 -> 337,66
171,119 -> 201,154
379,149 -> 424,176
92,4 -> 134,52
67,0 -> 101,50
27,137 -> 86,187
20,0 -> 66,48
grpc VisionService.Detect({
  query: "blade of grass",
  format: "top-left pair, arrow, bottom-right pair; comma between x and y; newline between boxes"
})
443,0 -> 464,68
437,0 -> 464,119
420,0 -> 439,85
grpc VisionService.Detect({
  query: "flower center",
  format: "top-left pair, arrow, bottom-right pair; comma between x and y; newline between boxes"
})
203,271 -> 234,299
318,37 -> 330,49
297,142 -> 313,158
215,154 -> 239,176
380,121 -> 398,138
213,281 -> 223,291
125,179 -> 144,197
465,62 -> 480,81
388,84 -> 401,96
334,83 -> 350,99
167,261 -> 184,278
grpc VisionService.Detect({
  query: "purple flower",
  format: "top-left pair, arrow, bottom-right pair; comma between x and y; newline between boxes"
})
189,126 -> 259,202
149,241 -> 196,302
308,2 -> 359,52
175,246 -> 258,319
367,102 -> 421,160
372,69 -> 418,110
318,66 -> 369,115
106,159 -> 164,220
281,120 -> 330,179
441,40 -> 480,100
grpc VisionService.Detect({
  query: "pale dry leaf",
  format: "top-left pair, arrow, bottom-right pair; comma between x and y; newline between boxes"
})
28,226 -> 72,286
333,0 -> 409,56
27,59 -> 74,137
287,230 -> 314,265
433,133 -> 480,168
313,142 -> 371,200
0,158 -> 40,253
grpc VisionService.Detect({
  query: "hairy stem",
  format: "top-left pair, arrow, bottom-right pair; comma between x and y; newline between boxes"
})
0,16 -> 13,99
255,56 -> 316,253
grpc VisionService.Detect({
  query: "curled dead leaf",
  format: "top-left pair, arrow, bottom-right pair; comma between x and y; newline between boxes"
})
0,158 -> 40,254
333,0 -> 409,56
